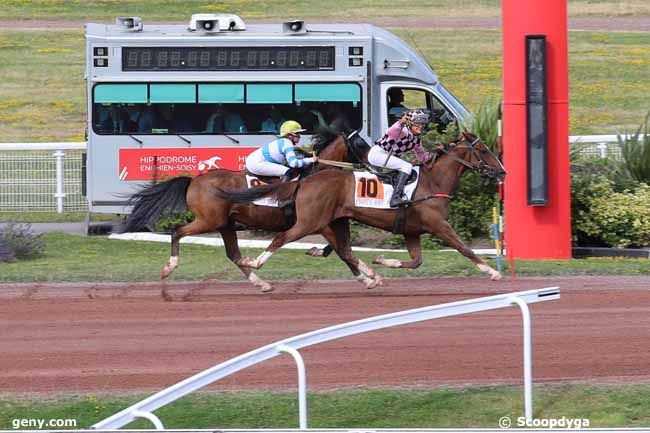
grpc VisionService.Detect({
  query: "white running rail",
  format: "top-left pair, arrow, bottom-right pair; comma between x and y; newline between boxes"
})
92,287 -> 560,430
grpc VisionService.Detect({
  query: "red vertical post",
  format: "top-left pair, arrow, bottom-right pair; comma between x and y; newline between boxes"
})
502,0 -> 571,259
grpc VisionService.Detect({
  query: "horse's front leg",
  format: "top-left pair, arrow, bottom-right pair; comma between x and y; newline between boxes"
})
305,244 -> 334,257
325,219 -> 383,289
235,250 -> 274,269
373,234 -> 423,269
427,220 -> 502,280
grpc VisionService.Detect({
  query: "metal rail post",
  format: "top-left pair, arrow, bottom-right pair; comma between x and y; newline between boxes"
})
53,150 -> 65,213
131,410 -> 164,430
509,296 -> 533,421
277,345 -> 308,429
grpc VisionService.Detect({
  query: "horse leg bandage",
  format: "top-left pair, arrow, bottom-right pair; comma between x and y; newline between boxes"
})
477,263 -> 502,280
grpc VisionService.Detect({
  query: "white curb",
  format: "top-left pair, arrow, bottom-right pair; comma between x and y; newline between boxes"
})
108,232 -> 407,253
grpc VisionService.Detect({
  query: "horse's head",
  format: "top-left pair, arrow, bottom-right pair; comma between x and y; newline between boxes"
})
311,127 -> 341,156
343,129 -> 371,164
311,127 -> 370,164
440,131 -> 506,182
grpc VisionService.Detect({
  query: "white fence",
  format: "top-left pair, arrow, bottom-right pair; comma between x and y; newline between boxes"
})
569,134 -> 622,159
92,287 -> 560,430
0,136 -> 622,213
0,142 -> 86,213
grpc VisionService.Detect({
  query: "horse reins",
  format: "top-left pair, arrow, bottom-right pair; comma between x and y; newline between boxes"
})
315,130 -> 367,169
409,137 -> 490,205
317,159 -> 359,169
440,137 -> 483,170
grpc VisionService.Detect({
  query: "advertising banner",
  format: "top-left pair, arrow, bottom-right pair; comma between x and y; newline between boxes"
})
118,147 -> 256,180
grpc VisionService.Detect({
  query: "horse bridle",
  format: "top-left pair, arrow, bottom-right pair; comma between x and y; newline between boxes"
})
342,130 -> 369,164
442,136 -> 505,181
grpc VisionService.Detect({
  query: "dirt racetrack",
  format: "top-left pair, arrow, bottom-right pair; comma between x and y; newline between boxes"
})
0,275 -> 649,394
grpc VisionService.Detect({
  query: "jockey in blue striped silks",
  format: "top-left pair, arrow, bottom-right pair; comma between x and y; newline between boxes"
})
245,120 -> 318,182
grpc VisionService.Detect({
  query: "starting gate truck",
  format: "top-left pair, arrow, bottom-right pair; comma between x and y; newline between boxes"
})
84,13 -> 469,216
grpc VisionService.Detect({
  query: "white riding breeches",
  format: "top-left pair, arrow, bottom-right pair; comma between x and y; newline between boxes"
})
368,145 -> 413,175
245,151 -> 289,177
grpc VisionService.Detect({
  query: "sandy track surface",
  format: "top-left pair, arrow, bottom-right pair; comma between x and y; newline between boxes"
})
0,276 -> 649,394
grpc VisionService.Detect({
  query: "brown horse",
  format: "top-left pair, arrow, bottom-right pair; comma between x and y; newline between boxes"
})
217,131 -> 507,280
120,128 -> 379,292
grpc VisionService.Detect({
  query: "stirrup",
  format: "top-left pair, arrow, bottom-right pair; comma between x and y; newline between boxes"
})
390,197 -> 410,207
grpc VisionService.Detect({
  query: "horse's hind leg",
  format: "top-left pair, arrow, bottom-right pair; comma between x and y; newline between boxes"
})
221,224 -> 273,293
237,220 -> 322,269
427,220 -> 502,280
373,234 -> 423,269
327,219 -> 383,289
161,218 -> 214,279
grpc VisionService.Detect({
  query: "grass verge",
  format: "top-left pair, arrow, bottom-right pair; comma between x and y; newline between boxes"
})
0,233 -> 647,283
1,385 -> 649,429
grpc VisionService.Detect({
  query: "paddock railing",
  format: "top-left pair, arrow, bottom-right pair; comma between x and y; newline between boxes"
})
0,134 -> 628,213
569,134 -> 623,159
92,287 -> 560,430
0,142 -> 86,213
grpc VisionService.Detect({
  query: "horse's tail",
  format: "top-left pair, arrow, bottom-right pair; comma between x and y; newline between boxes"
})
120,176 -> 192,233
215,181 -> 293,204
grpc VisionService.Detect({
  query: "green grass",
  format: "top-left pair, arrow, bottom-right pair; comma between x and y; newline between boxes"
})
1,0 -> 648,21
1,385 -> 649,429
0,31 -> 85,142
393,29 -> 650,135
1,28 -> 648,142
0,233 -> 647,282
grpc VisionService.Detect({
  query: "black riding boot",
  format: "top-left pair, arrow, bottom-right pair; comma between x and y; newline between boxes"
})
390,171 -> 410,207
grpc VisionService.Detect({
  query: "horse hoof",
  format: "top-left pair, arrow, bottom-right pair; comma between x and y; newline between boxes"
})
372,255 -> 384,264
260,283 -> 274,293
365,280 -> 378,290
160,268 -> 171,279
305,247 -> 324,257
490,272 -> 502,281
237,257 -> 254,268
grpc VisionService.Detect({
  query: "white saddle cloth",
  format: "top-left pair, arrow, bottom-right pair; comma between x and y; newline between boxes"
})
353,167 -> 419,209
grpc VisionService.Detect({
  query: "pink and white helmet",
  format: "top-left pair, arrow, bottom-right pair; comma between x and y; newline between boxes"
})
406,109 -> 430,126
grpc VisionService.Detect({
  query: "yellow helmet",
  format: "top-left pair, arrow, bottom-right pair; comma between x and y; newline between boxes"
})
279,120 -> 306,137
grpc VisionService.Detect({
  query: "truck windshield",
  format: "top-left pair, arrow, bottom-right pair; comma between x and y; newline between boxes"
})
437,84 -> 470,120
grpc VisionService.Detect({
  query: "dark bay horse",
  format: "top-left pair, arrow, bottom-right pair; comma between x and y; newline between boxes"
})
121,128 -> 377,292
218,132 -> 507,280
